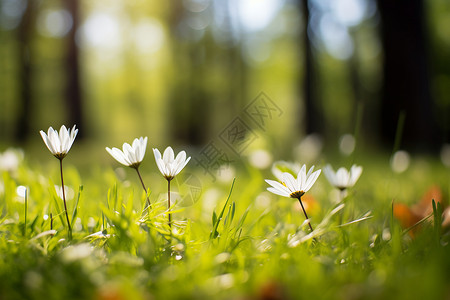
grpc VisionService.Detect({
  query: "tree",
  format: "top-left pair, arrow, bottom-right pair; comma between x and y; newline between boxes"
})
15,0 -> 34,142
298,0 -> 323,135
377,0 -> 439,151
65,0 -> 84,137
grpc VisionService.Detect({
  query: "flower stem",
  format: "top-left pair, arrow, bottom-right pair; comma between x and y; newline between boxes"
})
168,179 -> 171,228
297,197 -> 314,232
60,158 -> 72,240
135,167 -> 151,209
23,188 -> 27,237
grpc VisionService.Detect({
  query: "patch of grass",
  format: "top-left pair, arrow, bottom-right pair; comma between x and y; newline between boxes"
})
0,151 -> 449,300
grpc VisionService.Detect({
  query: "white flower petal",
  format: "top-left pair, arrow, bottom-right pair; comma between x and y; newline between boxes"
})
174,155 -> 190,176
297,165 -> 307,190
349,165 -> 362,186
303,169 -> 321,192
106,147 -> 128,166
163,147 -> 174,165
174,151 -> 186,168
40,131 -> 54,154
153,148 -> 161,160
139,137 -> 148,162
267,187 -> 290,197
306,165 -> 315,177
122,143 -> 137,164
323,165 -> 336,186
60,125 -> 70,152
282,172 -> 297,194
265,179 -> 289,194
132,139 -> 141,162
48,128 -> 61,153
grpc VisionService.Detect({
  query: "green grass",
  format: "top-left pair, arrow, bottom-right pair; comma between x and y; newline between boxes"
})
0,150 -> 450,300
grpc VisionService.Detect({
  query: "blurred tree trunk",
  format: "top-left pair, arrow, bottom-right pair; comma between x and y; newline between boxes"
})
186,39 -> 211,145
377,0 -> 439,151
16,0 -> 33,142
299,0 -> 323,135
168,3 -> 211,146
65,0 -> 84,137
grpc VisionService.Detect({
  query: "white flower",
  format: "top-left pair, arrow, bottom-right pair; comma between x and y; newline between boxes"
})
323,164 -> 362,190
40,125 -> 78,159
153,146 -> 191,180
265,165 -> 321,198
106,137 -> 148,168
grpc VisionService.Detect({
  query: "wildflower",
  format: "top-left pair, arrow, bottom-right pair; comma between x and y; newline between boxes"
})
266,165 -> 321,199
39,125 -> 78,239
323,164 -> 362,191
265,165 -> 321,232
153,146 -> 191,181
153,146 -> 191,227
40,125 -> 78,160
106,137 -> 150,208
106,137 -> 147,169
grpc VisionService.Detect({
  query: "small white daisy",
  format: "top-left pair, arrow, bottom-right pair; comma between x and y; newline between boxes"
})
266,164 -> 321,232
266,165 -> 321,199
323,164 -> 362,191
106,137 -> 148,169
153,146 -> 191,181
40,125 -> 78,239
40,125 -> 78,159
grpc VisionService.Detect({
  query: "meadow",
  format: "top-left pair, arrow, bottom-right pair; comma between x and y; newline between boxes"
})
0,132 -> 449,300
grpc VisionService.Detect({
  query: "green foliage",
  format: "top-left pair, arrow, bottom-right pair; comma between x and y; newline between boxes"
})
0,155 -> 450,300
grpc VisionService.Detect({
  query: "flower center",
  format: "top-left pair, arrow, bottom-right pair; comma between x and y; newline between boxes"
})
130,162 -> 141,169
290,191 -> 305,198
54,153 -> 67,160
337,186 -> 347,191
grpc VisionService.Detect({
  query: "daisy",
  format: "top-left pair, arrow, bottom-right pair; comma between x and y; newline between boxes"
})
266,165 -> 321,232
106,137 -> 151,208
153,146 -> 191,227
39,125 -> 78,239
323,164 -> 362,191
153,146 -> 191,181
40,125 -> 78,160
106,137 -> 147,169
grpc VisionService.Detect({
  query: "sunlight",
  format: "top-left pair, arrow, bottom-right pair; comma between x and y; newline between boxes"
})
234,0 -> 283,32
0,0 -> 27,29
331,0 -> 367,27
37,9 -> 73,38
133,18 -> 165,54
319,14 -> 354,60
313,0 -> 369,60
79,11 -> 122,50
